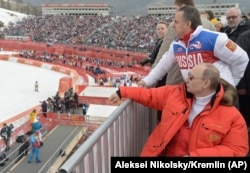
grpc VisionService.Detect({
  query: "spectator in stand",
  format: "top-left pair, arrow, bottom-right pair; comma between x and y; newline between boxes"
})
0,150 -> 8,166
0,14 -> 166,53
112,77 -> 117,87
140,21 -> 168,67
15,136 -> 30,163
73,92 -> 79,108
140,21 -> 168,87
200,11 -> 210,20
205,10 -> 218,26
28,132 -> 42,163
138,5 -> 249,90
236,30 -> 250,131
99,79 -> 104,86
110,63 -> 249,156
140,20 -> 168,122
0,123 -> 13,151
82,103 -> 88,116
223,7 -> 250,42
41,100 -> 47,118
149,0 -> 216,86
222,7 -> 250,119
215,21 -> 225,32
29,109 -> 37,125
69,96 -> 75,114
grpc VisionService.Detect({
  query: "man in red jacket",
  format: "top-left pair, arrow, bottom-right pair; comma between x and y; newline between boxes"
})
110,63 -> 249,156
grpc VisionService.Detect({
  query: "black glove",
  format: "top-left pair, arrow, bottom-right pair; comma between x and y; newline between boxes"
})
140,58 -> 151,66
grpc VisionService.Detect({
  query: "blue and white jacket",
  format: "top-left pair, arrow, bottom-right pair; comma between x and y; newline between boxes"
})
143,26 -> 249,87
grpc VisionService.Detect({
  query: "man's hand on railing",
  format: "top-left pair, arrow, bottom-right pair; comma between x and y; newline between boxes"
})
140,58 -> 151,66
137,80 -> 148,88
109,92 -> 121,104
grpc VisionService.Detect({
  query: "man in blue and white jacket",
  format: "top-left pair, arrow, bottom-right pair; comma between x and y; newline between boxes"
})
138,6 -> 249,88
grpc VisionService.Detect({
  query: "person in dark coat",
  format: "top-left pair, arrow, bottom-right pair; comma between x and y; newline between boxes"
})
223,7 -> 250,42
0,123 -> 13,151
15,136 -> 30,163
223,7 -> 250,130
139,21 -> 168,122
73,92 -> 79,107
82,103 -> 88,116
236,30 -> 250,130
0,150 -> 7,166
140,21 -> 168,74
41,100 -> 47,118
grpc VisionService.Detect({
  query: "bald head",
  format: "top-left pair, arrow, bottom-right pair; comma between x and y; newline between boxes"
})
226,7 -> 242,17
197,63 -> 220,90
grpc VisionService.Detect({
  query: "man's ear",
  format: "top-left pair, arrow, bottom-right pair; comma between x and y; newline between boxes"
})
186,21 -> 192,28
203,79 -> 211,89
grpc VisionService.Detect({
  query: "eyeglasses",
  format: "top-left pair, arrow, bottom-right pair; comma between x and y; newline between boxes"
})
226,16 -> 238,20
188,72 -> 204,81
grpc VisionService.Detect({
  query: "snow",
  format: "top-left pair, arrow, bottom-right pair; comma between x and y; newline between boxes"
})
0,60 -> 67,122
86,104 -> 117,118
0,7 -> 28,27
0,8 -> 124,122
0,59 -> 120,123
80,86 -> 118,98
0,9 -> 107,122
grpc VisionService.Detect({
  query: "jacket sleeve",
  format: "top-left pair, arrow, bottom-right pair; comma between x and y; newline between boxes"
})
148,39 -> 163,65
151,22 -> 176,69
214,33 -> 249,86
119,86 -> 170,111
143,45 -> 177,87
200,17 -> 216,31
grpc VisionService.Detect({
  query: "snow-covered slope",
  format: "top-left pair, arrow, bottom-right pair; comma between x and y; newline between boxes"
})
0,7 -> 28,27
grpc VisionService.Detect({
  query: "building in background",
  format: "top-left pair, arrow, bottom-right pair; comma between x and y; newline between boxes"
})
42,3 -> 113,16
148,3 -> 238,22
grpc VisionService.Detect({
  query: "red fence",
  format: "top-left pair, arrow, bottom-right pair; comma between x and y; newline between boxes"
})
0,40 -> 148,63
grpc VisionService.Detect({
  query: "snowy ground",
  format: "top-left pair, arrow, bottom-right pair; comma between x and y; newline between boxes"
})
0,7 -> 27,27
0,60 -> 67,122
0,58 -> 140,123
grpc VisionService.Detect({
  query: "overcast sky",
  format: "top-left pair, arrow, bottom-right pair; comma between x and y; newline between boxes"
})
21,0 -> 249,16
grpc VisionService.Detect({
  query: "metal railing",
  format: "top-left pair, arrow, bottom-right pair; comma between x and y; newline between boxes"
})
38,126 -> 83,173
58,99 -> 157,173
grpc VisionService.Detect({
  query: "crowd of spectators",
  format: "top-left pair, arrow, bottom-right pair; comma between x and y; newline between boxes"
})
0,15 -> 167,53
17,49 -> 139,78
45,88 -> 79,115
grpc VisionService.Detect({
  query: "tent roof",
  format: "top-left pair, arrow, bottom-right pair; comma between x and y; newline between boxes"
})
86,104 -> 117,118
80,86 -> 118,98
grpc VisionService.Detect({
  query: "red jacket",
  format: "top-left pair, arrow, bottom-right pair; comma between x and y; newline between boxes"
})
119,84 -> 249,156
